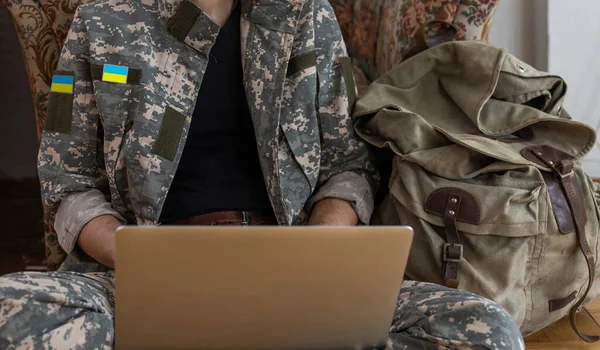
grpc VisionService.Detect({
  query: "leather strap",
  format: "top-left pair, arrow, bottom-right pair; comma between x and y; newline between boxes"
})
425,188 -> 480,289
522,146 -> 586,234
549,291 -> 577,313
403,20 -> 458,60
558,162 -> 599,343
533,152 -> 599,342
170,211 -> 278,226
442,193 -> 463,288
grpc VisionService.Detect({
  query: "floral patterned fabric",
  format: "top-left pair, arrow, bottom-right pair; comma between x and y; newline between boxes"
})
3,0 -> 94,141
3,0 -> 94,269
4,0 -> 58,140
331,0 -> 499,93
3,0 -> 498,270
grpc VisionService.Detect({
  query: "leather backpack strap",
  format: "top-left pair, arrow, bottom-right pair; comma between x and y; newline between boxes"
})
557,160 -> 599,343
527,149 -> 599,342
442,193 -> 463,288
425,188 -> 481,289
403,20 -> 458,61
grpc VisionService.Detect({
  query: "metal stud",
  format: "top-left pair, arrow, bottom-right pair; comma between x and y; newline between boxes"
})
448,210 -> 456,216
451,198 -> 458,204
536,152 -> 543,156
549,161 -> 554,165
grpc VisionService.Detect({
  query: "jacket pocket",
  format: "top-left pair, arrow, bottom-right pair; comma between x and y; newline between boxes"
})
94,80 -> 134,170
92,66 -> 142,212
118,86 -> 187,224
390,160 -> 548,238
92,64 -> 142,161
385,159 -> 547,328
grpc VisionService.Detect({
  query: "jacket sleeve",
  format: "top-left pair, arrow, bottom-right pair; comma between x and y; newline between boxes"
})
304,0 -> 378,224
38,8 -> 124,259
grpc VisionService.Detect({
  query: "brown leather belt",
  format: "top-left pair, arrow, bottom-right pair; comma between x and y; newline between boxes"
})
170,211 -> 278,226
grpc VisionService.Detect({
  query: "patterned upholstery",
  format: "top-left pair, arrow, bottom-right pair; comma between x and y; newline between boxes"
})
3,0 -> 95,269
3,0 -> 498,270
331,0 -> 499,93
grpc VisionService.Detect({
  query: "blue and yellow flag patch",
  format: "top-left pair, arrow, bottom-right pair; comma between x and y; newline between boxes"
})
102,64 -> 129,84
50,75 -> 74,94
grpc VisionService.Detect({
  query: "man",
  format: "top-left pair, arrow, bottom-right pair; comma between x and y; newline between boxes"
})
0,0 -> 524,348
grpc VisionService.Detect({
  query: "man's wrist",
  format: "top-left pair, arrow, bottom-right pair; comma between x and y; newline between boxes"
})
78,215 -> 122,268
308,198 -> 359,226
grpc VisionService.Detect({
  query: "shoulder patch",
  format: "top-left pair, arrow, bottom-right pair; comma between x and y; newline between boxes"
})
45,71 -> 74,133
91,64 -> 142,85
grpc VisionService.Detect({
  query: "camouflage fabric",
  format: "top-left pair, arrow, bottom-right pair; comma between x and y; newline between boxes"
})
0,273 -> 524,349
37,0 -> 377,267
0,272 -> 115,349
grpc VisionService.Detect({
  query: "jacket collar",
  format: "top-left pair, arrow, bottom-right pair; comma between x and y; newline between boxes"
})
143,0 -> 306,33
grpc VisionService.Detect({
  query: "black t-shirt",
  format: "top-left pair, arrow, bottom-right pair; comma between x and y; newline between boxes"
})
159,4 -> 272,224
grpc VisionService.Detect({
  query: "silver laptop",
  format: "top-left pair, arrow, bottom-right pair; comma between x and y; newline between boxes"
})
115,226 -> 413,350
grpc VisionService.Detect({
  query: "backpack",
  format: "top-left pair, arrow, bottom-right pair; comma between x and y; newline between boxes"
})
354,40 -> 600,340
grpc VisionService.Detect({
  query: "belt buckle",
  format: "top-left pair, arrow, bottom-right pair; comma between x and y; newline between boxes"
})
241,211 -> 251,226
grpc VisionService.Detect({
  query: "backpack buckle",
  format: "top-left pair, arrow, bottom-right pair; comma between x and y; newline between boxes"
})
558,170 -> 575,179
443,243 -> 463,263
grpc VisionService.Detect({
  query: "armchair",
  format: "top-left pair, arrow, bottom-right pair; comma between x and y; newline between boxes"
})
3,0 -> 498,270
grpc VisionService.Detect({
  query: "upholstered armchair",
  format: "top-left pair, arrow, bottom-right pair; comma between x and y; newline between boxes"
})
330,0 -> 498,94
4,0 -> 95,269
4,0 -> 498,270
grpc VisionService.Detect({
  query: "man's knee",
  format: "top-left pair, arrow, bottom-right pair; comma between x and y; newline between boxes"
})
445,293 -> 524,350
0,272 -> 52,348
0,271 -> 114,349
0,271 -> 77,312
0,272 -> 48,321
392,281 -> 524,350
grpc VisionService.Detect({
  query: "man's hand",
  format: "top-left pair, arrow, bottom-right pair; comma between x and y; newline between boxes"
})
308,198 -> 359,226
77,215 -> 123,268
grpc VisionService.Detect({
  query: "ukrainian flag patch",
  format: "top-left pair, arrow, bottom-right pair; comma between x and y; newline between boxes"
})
50,75 -> 74,94
102,64 -> 129,84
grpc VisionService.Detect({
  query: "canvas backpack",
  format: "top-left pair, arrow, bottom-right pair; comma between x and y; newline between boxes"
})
353,39 -> 600,341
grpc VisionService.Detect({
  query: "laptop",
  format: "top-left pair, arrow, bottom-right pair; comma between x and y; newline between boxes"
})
115,226 -> 413,350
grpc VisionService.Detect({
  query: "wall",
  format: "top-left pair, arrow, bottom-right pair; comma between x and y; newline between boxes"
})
547,0 -> 600,176
488,0 -> 600,176
488,0 -> 548,70
0,3 -> 39,180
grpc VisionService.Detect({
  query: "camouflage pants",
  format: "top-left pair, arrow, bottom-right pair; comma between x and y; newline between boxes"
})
0,272 -> 524,349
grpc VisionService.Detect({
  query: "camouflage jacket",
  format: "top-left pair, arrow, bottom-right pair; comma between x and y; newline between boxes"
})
37,0 -> 376,260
